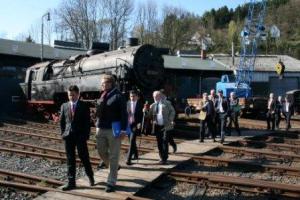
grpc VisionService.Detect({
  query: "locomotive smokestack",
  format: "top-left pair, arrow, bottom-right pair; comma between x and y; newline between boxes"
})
127,38 -> 139,47
87,42 -> 110,56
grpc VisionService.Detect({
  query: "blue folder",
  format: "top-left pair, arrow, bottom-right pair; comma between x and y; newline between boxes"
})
112,121 -> 131,138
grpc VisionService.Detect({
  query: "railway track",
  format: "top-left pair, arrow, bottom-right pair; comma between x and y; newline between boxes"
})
0,169 -> 63,187
0,127 -> 154,153
219,145 -> 300,162
169,171 -> 300,198
0,139 -> 101,164
2,117 -> 300,199
0,180 -> 150,200
1,122 -> 180,145
191,155 -> 300,177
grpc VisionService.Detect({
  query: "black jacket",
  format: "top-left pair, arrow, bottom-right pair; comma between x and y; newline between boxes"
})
60,100 -> 91,140
96,88 -> 127,130
215,97 -> 229,113
267,99 -> 276,113
282,102 -> 294,115
201,100 -> 215,117
127,99 -> 144,126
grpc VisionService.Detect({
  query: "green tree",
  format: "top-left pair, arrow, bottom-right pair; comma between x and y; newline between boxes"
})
228,20 -> 238,46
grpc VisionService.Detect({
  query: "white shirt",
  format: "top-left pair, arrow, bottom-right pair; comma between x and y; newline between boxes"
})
218,98 -> 224,113
286,102 -> 289,112
130,101 -> 137,114
268,99 -> 273,110
156,102 -> 164,126
129,100 -> 137,124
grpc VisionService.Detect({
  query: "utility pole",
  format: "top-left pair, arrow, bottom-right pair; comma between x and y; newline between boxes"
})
41,12 -> 51,61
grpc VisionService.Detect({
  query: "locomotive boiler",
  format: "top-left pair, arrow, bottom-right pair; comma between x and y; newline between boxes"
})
20,42 -> 166,119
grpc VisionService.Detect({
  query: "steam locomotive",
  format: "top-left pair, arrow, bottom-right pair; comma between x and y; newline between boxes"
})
20,40 -> 166,119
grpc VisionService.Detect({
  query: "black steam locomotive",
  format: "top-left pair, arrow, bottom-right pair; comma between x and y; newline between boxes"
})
20,41 -> 166,119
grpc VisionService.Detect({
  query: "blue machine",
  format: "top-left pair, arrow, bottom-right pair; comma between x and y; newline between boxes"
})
216,0 -> 267,98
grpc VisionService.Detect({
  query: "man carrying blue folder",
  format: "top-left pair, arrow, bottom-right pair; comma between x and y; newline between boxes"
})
95,74 -> 127,193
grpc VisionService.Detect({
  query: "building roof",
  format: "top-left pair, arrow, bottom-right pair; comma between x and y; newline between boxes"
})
163,55 -> 231,71
213,54 -> 300,72
0,38 -> 86,60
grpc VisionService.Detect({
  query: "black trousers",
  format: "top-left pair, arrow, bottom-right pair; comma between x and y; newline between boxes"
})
266,112 -> 275,130
127,125 -> 139,162
216,113 -> 227,140
155,125 -> 169,162
275,112 -> 281,129
283,112 -> 291,130
199,115 -> 214,141
64,137 -> 93,183
168,130 -> 177,150
228,112 -> 241,136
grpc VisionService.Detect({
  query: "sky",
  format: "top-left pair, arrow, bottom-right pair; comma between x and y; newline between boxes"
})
0,0 -> 247,42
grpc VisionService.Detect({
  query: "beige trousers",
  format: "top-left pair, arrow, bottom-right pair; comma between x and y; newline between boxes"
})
96,128 -> 121,186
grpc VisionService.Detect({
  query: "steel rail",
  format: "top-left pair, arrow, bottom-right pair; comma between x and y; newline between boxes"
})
0,139 -> 101,163
0,169 -> 63,186
0,146 -> 100,167
3,123 -> 175,144
219,145 -> 300,161
238,139 -> 300,153
0,128 -> 153,153
191,155 -> 300,177
169,171 -> 300,198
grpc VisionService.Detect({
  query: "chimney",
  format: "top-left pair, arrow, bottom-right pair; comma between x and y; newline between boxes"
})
201,49 -> 206,59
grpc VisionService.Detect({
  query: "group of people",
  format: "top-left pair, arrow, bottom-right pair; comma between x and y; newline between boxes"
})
198,89 -> 241,144
59,74 -> 295,193
59,75 -> 176,193
266,92 -> 294,131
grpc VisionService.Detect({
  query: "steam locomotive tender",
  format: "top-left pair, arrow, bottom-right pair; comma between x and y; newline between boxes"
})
20,42 -> 165,119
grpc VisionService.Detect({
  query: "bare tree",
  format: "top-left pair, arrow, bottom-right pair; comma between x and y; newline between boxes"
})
133,0 -> 159,45
102,0 -> 133,50
55,0 -> 99,48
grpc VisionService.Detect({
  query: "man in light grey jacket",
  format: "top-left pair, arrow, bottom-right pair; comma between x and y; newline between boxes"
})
145,91 -> 175,164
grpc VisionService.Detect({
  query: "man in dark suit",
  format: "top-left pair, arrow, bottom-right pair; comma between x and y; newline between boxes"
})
60,85 -> 94,191
126,90 -> 143,165
282,96 -> 294,131
199,92 -> 215,142
275,96 -> 283,130
215,90 -> 229,144
266,93 -> 276,130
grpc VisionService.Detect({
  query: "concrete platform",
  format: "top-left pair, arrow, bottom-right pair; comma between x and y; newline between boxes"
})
34,137 -> 244,200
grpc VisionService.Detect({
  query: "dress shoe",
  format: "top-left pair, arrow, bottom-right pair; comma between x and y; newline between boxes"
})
97,161 -> 107,170
213,138 -> 216,143
132,156 -> 138,160
199,139 -> 204,143
62,183 -> 76,191
220,139 -> 224,144
88,176 -> 95,186
172,145 -> 177,153
159,160 -> 167,165
126,160 -> 132,165
105,184 -> 115,193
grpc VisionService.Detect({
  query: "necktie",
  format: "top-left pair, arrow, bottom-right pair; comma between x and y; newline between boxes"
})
72,103 -> 76,113
101,91 -> 107,100
156,103 -> 159,114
